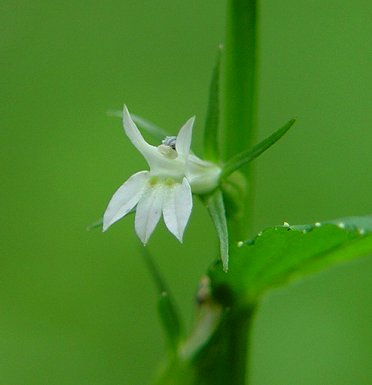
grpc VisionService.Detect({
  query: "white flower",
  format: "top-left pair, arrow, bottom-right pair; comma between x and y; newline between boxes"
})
103,105 -> 221,244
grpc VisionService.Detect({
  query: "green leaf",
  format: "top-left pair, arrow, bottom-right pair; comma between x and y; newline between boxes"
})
107,109 -> 168,141
209,215 -> 372,305
206,189 -> 229,272
204,46 -> 222,161
221,118 -> 296,178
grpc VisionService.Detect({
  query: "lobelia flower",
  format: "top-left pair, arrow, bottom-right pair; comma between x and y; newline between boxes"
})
103,106 -> 221,244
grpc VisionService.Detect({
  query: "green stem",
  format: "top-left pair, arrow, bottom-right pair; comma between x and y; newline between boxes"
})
224,0 -> 258,239
223,307 -> 255,385
193,306 -> 256,385
153,2 -> 259,384
230,312 -> 252,385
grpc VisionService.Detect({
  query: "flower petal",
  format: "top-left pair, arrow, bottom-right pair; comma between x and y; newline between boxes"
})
175,116 -> 194,158
123,105 -> 158,157
163,178 -> 192,242
135,183 -> 164,244
103,171 -> 149,231
123,105 -> 184,175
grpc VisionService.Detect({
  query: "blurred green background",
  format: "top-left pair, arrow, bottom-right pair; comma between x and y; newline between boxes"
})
1,0 -> 371,384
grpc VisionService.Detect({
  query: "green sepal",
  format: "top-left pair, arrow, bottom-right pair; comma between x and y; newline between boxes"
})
221,118 -> 296,178
86,218 -> 103,231
87,209 -> 135,231
203,46 -> 222,162
205,189 -> 229,272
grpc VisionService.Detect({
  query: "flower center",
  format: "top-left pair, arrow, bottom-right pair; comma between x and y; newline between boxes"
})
148,175 -> 178,188
157,136 -> 178,159
162,136 -> 177,149
148,175 -> 159,186
164,177 -> 176,186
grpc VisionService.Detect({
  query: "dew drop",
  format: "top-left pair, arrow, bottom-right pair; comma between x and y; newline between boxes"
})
358,228 -> 366,235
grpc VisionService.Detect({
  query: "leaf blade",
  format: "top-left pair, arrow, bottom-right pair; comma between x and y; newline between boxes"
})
209,215 -> 372,303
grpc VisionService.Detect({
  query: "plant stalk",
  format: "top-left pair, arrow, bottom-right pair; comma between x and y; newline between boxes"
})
192,306 -> 256,385
153,2 -> 259,384
224,0 -> 258,239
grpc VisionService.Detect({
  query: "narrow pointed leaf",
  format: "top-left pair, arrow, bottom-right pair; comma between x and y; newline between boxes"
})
209,215 -> 372,304
204,46 -> 222,161
107,109 -> 167,141
221,118 -> 296,178
207,189 -> 229,272
141,248 -> 182,350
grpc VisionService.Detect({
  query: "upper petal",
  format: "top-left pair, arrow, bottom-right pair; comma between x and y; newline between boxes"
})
123,105 -> 153,154
103,171 -> 149,231
123,105 -> 162,160
162,178 -> 192,242
123,105 -> 185,176
176,116 -> 194,158
135,183 -> 164,244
